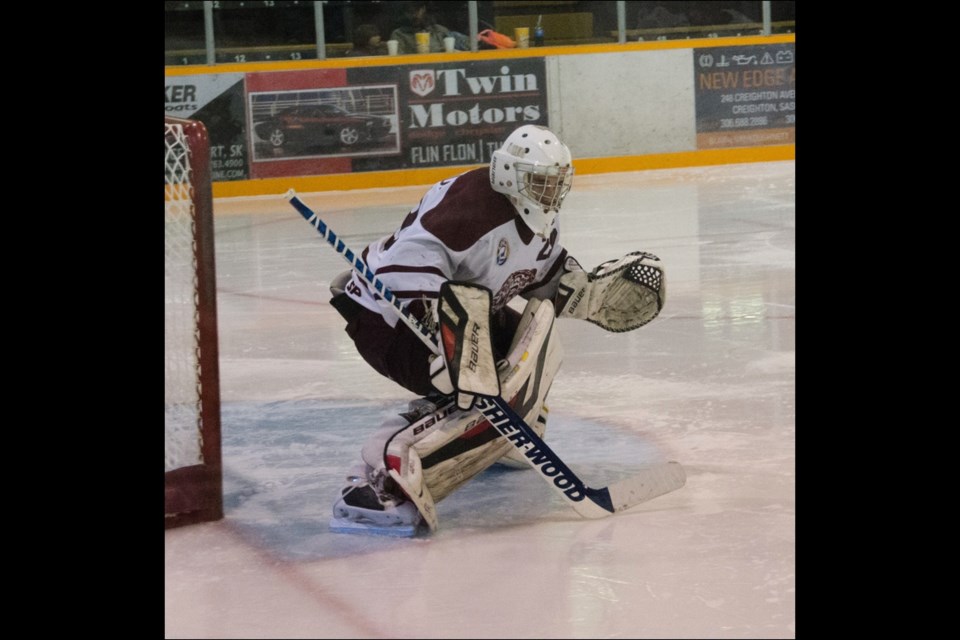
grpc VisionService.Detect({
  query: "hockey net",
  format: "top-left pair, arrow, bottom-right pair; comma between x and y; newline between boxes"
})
165,116 -> 223,528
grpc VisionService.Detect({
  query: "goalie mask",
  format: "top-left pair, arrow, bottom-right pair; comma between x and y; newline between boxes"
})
490,125 -> 574,237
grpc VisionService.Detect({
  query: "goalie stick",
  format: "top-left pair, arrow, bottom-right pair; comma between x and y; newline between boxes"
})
284,189 -> 686,519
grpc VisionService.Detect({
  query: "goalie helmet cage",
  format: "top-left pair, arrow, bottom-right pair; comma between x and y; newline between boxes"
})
165,116 -> 223,528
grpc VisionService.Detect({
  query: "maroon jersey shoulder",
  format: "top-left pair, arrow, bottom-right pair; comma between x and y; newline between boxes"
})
421,168 -> 523,251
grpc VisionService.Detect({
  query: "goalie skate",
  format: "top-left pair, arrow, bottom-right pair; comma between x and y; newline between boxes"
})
330,472 -> 423,537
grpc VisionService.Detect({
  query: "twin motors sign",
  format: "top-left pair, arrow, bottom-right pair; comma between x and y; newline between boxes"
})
400,58 -> 547,167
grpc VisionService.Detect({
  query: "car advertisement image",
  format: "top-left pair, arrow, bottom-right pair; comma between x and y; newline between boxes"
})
250,86 -> 400,162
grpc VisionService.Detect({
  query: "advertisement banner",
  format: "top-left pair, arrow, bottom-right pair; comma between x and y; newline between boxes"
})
396,58 -> 547,170
693,43 -> 795,149
165,73 -> 249,181
244,58 -> 548,179
245,68 -> 396,178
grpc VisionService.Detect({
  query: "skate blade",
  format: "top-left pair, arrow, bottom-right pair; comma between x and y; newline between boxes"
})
329,517 -> 421,538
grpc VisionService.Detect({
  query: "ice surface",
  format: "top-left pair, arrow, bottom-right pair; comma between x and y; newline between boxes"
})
165,161 -> 795,639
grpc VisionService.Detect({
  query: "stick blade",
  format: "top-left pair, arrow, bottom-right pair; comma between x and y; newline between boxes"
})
606,461 -> 686,513
571,462 -> 686,519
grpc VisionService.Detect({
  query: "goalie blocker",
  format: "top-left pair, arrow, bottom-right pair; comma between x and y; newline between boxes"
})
429,282 -> 501,411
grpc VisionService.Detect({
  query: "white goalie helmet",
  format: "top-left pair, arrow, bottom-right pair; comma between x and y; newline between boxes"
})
490,125 -> 574,237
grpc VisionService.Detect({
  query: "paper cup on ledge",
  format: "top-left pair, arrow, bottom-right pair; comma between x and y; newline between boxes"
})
386,39 -> 398,55
514,27 -> 530,48
443,36 -> 456,52
415,32 -> 430,54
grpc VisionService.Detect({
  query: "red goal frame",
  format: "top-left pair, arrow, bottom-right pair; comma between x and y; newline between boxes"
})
165,116 -> 223,528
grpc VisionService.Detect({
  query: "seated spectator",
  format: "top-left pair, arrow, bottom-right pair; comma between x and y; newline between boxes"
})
389,1 -> 469,53
636,3 -> 690,29
345,24 -> 388,57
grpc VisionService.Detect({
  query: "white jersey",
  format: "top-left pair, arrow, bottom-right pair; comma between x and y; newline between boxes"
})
345,167 -> 570,327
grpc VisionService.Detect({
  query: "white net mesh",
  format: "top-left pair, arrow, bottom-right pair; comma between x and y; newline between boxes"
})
165,121 -> 203,473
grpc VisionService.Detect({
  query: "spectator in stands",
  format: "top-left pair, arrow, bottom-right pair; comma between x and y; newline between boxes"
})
345,24 -> 388,57
636,3 -> 690,29
389,1 -> 468,53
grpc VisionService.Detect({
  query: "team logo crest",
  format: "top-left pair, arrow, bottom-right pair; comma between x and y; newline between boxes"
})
496,238 -> 510,265
409,70 -> 436,97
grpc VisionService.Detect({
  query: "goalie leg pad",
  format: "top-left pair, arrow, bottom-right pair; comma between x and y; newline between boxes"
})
417,297 -> 563,500
354,399 -> 461,532
488,304 -> 551,470
343,297 -> 562,531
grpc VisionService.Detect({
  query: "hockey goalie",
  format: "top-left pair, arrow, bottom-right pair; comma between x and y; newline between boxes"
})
326,125 -> 666,535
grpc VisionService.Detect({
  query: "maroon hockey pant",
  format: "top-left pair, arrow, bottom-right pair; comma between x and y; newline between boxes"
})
337,295 -> 521,397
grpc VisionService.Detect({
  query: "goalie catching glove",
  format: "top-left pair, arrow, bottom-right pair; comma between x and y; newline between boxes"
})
555,251 -> 666,332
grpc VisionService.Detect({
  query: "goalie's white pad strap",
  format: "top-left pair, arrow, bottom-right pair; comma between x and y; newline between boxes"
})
435,282 -> 500,409
556,251 -> 666,332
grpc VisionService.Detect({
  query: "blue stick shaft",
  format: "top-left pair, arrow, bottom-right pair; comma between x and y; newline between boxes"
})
286,190 -> 439,350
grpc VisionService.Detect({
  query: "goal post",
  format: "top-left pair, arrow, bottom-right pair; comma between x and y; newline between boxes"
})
165,116 -> 223,528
